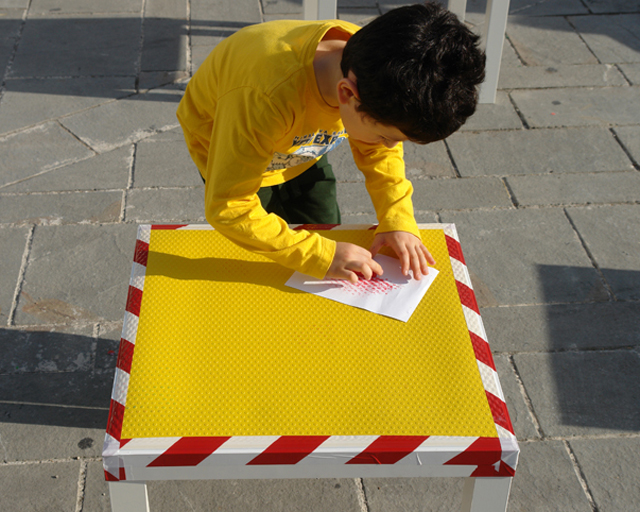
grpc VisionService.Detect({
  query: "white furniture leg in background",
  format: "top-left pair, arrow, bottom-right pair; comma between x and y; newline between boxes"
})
304,0 -> 337,20
461,477 -> 513,512
447,0 -> 468,22
109,481 -> 150,512
478,0 -> 509,103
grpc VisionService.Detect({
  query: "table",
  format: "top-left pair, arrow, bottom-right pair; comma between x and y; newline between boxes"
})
103,224 -> 519,511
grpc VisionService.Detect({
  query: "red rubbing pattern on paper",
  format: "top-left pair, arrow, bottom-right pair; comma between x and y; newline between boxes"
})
335,273 -> 401,296
116,338 -> 135,374
248,436 -> 330,465
133,239 -> 149,267
455,280 -> 479,314
347,436 -> 430,465
469,331 -> 495,370
106,400 -> 125,440
486,391 -> 515,434
148,437 -> 231,467
445,234 -> 465,264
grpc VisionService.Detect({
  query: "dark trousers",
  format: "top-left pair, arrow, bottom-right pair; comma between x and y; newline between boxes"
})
256,155 -> 341,224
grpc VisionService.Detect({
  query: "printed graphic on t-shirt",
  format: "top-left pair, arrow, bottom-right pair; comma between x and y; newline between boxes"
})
267,129 -> 346,170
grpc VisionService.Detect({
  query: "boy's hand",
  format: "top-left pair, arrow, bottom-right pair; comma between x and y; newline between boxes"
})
370,231 -> 435,280
326,242 -> 384,283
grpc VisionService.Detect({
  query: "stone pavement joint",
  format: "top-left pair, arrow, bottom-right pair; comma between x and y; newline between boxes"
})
1,0 -> 639,511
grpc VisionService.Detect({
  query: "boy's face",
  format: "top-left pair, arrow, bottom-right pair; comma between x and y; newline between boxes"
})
337,74 -> 407,149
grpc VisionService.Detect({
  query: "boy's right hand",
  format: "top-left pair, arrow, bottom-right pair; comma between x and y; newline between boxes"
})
325,242 -> 384,283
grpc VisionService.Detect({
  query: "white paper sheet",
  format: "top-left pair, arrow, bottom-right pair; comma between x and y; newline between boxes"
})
285,254 -> 439,322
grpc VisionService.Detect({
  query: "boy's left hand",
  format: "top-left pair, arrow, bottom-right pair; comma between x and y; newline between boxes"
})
370,231 -> 436,280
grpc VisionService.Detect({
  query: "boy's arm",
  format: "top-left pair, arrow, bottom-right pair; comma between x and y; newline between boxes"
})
348,139 -> 436,278
203,88 -> 336,279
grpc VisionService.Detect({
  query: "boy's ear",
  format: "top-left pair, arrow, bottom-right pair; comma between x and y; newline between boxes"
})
336,76 -> 360,106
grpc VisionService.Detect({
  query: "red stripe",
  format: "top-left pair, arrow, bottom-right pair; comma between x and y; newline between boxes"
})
116,338 -> 135,374
106,400 -> 125,441
119,467 -> 126,480
125,286 -> 143,317
104,469 -> 119,482
120,438 -> 132,448
151,224 -> 188,230
293,224 -> 338,231
148,437 -> 231,467
445,234 -> 466,264
248,436 -> 330,465
469,331 -> 495,370
455,280 -> 480,314
346,436 -> 429,465
133,239 -> 149,267
471,460 -> 516,477
486,391 -> 515,434
445,437 -> 501,467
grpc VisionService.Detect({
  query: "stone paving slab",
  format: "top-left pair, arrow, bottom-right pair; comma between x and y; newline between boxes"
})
618,62 -> 640,84
613,124 -> 640,163
0,190 -> 123,225
191,0 -> 262,22
145,478 -> 362,512
0,461 -> 81,512
83,459 -> 111,512
498,63 -> 628,89
1,145 -> 132,193
14,224 -> 138,326
412,176 -> 513,210
133,136 -> 201,188
439,209 -> 601,305
0,227 -> 28,324
507,16 -> 598,67
141,18 -> 188,73
125,187 -> 205,222
582,0 -> 640,13
566,205 -> 640,301
506,170 -> 640,206
493,354 -> 539,440
569,14 -> 640,64
28,0 -> 141,15
447,126 -> 632,177
0,77 -> 136,135
10,16 -> 142,77
508,0 -> 588,16
506,441 -> 593,512
511,86 -> 640,128
514,350 -> 640,436
364,477 -> 463,512
482,301 -> 640,353
459,92 -> 523,131
59,84 -> 184,153
0,122 -> 94,188
0,403 -> 107,460
570,437 -> 640,512
0,325 -> 94,374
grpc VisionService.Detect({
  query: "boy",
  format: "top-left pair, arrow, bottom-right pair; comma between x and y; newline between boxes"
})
177,2 -> 485,283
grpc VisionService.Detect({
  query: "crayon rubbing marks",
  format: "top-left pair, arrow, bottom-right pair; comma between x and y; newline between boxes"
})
343,276 -> 400,296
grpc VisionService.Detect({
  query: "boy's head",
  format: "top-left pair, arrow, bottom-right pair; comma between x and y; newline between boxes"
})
340,2 -> 486,144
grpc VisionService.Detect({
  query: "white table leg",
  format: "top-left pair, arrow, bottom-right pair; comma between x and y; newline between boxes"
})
304,0 -> 337,20
109,481 -> 150,512
447,0 -> 468,22
461,477 -> 513,512
478,0 -> 510,103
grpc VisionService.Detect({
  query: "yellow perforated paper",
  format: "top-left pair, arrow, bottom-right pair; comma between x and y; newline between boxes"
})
121,227 -> 497,439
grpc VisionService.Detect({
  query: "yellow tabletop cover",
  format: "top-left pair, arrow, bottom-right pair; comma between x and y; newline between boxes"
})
121,227 -> 497,440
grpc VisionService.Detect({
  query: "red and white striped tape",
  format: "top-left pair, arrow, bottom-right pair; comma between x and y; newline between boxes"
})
104,224 -> 518,482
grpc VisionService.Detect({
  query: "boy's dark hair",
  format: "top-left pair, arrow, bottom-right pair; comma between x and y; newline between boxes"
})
340,2 -> 486,144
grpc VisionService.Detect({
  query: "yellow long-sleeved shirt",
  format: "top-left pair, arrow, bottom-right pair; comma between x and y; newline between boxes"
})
177,19 -> 420,279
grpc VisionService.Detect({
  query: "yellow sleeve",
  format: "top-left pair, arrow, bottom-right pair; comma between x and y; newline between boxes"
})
348,139 -> 421,239
203,87 -> 336,279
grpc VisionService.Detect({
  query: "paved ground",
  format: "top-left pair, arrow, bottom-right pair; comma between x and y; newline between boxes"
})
1,0 -> 639,510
